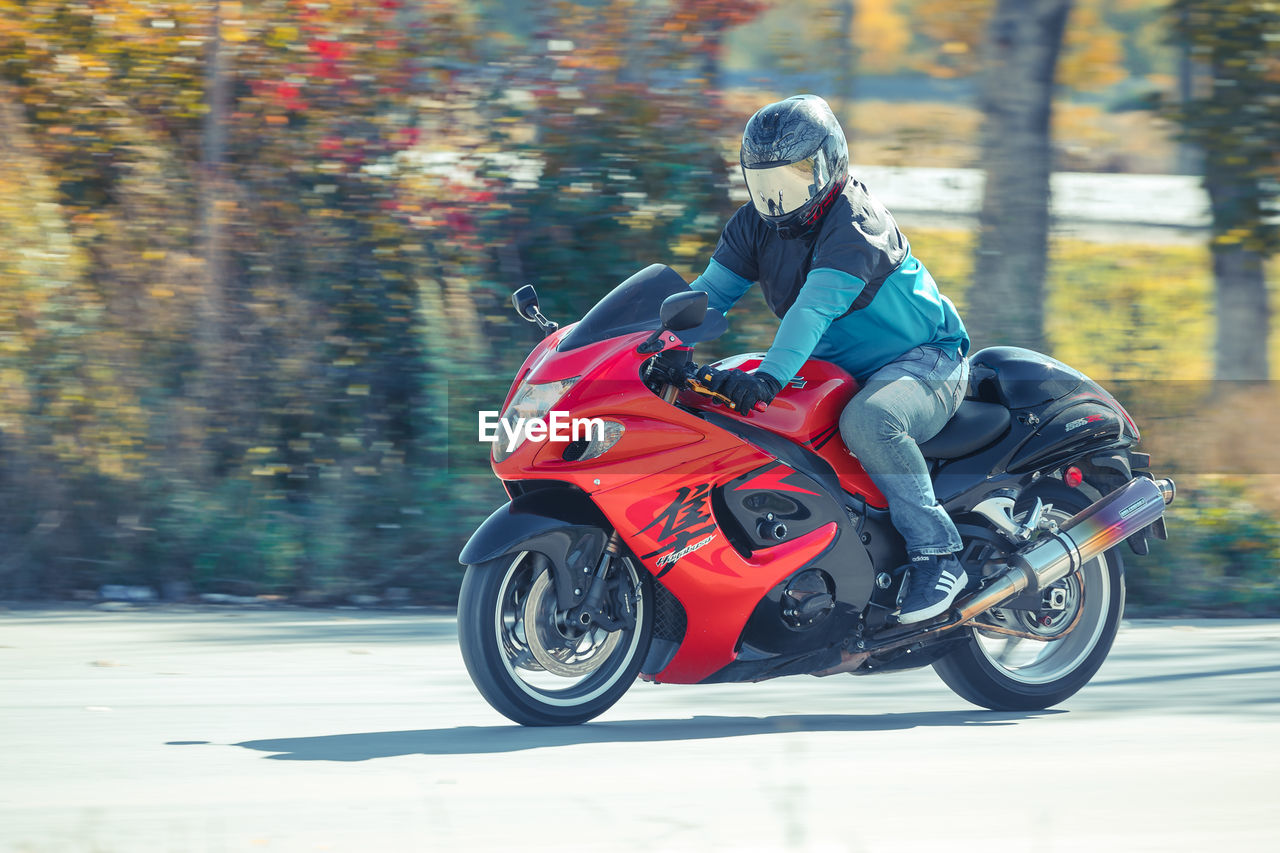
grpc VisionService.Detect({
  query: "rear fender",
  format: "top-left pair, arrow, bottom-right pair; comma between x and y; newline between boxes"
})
458,488 -> 611,610
1081,449 -> 1168,556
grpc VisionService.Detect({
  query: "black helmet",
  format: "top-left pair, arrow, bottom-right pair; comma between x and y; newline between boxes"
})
740,94 -> 849,239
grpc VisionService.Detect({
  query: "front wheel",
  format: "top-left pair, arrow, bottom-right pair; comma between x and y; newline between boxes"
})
934,482 -> 1125,711
457,547 -> 653,726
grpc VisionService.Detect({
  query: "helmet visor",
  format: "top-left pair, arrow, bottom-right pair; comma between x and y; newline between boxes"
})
743,154 -> 831,219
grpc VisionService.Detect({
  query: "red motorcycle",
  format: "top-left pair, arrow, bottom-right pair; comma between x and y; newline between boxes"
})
457,264 -> 1175,726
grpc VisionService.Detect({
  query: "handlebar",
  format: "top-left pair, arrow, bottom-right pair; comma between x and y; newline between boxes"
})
683,363 -> 769,413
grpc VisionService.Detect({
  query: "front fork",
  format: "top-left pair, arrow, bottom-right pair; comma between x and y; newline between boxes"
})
567,531 -> 636,632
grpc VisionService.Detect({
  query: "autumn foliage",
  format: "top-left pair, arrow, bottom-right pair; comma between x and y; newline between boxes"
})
0,0 -> 756,599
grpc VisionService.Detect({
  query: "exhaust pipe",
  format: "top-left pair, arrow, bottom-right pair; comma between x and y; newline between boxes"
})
955,476 -> 1175,623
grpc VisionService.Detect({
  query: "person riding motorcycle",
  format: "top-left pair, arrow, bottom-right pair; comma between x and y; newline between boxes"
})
691,94 -> 971,624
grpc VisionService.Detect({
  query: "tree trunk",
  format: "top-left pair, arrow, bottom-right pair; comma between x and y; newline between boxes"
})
966,0 -> 1073,353
1202,49 -> 1270,383
199,1 -> 235,474
702,23 -> 724,93
1211,244 -> 1269,381
1174,3 -> 1202,176
836,0 -> 858,150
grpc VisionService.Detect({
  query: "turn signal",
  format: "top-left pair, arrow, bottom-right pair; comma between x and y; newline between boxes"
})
565,420 -> 625,462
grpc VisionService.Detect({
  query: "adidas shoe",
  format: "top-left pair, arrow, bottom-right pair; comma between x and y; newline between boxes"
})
895,553 -> 968,624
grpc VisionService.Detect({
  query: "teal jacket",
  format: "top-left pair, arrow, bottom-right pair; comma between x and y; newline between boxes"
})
691,180 -> 968,385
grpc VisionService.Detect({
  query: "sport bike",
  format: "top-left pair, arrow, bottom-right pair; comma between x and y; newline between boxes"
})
457,264 -> 1175,726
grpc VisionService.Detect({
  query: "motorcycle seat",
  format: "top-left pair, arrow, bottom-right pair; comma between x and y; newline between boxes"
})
919,400 -> 1012,460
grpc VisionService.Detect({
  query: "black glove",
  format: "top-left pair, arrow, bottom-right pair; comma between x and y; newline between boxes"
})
708,368 -> 782,414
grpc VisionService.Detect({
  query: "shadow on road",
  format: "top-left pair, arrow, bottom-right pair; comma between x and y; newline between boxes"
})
230,710 -> 1063,762
1096,664 -> 1280,687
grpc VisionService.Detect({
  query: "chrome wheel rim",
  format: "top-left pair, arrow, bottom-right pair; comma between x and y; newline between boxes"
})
972,506 -> 1111,685
493,551 -> 645,707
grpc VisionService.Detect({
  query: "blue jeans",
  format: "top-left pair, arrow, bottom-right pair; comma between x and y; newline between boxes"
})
839,345 -> 969,556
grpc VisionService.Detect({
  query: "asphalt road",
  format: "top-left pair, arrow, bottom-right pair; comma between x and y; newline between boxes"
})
2,608 -> 1277,852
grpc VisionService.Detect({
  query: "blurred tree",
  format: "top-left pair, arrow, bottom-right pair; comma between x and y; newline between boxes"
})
0,0 -> 490,597
832,0 -> 857,135
1167,0 -> 1279,382
898,0 -> 1128,92
910,0 -> 989,78
964,0 -> 1074,352
0,0 -> 777,600
198,0 -> 234,471
1057,1 -> 1127,91
669,0 -> 769,92
854,0 -> 911,72
484,0 -> 765,322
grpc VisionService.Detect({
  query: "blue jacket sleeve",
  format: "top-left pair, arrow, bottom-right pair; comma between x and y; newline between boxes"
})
689,258 -> 753,316
758,268 -> 866,384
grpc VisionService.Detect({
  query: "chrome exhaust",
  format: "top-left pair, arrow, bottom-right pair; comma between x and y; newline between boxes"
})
955,476 -> 1175,622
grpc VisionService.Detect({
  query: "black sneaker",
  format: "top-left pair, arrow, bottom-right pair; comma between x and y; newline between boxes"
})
895,554 -> 968,624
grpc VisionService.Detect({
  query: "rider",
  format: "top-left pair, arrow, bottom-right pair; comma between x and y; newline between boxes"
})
692,94 -> 971,624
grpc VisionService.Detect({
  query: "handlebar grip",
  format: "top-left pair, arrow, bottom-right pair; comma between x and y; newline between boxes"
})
685,377 -> 735,407
685,376 -> 770,414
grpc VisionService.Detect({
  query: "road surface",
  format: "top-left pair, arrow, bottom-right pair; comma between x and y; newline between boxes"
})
2,607 -> 1277,852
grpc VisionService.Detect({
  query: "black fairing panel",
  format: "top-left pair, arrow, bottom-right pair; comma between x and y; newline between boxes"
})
969,346 -> 1087,408
702,410 -> 849,507
722,463 -> 827,551
925,347 -> 1138,508
1009,401 -> 1125,473
931,397 -> 1131,510
718,461 -> 874,657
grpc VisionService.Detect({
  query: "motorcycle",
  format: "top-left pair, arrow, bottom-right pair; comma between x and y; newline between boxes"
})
457,263 -> 1175,726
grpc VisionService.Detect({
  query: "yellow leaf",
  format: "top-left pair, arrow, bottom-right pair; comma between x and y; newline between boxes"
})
269,25 -> 299,46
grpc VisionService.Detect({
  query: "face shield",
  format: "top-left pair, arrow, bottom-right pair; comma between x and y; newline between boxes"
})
743,152 -> 833,220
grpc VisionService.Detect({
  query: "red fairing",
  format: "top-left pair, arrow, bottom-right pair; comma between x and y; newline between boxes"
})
680,353 -> 887,508
487,324 -> 880,683
622,485 -> 838,683
491,330 -> 737,494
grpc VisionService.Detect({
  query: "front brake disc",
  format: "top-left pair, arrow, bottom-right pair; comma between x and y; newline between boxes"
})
522,569 -> 621,677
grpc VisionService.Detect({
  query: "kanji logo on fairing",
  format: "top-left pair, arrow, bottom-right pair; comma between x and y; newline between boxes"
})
636,484 -> 717,576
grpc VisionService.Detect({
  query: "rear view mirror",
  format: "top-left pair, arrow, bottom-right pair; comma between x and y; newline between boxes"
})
512,285 -> 539,321
511,284 -> 558,337
659,291 -> 709,332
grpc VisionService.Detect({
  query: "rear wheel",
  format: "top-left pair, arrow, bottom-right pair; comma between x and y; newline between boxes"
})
457,546 -> 653,726
934,482 -> 1125,711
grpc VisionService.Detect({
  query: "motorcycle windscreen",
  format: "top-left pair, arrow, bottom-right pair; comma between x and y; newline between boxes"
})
558,263 -> 725,352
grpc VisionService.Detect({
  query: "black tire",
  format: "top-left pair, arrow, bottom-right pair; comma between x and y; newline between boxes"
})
456,547 -> 653,726
934,482 -> 1126,711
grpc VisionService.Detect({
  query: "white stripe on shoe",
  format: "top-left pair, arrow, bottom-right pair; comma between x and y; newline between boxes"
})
897,569 -> 969,624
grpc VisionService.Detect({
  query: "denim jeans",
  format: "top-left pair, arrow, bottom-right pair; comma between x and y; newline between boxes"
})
838,345 -> 970,556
